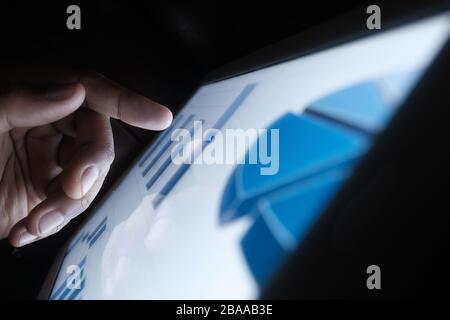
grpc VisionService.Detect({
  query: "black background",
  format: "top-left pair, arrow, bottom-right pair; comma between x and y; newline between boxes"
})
1,0 -> 448,300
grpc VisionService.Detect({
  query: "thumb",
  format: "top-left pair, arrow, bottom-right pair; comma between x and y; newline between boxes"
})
0,83 -> 85,132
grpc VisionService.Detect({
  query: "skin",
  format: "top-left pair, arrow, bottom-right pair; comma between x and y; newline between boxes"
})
0,73 -> 173,247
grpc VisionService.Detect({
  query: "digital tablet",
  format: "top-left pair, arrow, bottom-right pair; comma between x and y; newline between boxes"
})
40,7 -> 450,299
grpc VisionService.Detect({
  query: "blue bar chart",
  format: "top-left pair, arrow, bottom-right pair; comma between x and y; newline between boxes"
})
50,256 -> 87,300
153,83 -> 258,208
138,114 -> 186,168
51,217 -> 108,300
145,119 -> 204,191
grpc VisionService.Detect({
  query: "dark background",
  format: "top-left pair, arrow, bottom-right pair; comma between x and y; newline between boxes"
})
1,0 -> 447,299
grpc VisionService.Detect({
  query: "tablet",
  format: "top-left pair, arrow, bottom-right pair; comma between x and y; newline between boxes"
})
43,10 -> 450,299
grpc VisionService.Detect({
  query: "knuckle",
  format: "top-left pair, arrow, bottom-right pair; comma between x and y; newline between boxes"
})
89,141 -> 115,164
54,223 -> 64,233
80,192 -> 95,211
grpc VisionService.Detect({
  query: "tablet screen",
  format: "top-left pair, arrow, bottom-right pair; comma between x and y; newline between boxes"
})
49,13 -> 450,299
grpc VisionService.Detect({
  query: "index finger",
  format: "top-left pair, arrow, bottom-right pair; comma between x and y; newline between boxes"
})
81,73 -> 172,130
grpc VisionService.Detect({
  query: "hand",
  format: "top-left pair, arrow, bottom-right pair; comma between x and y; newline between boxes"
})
0,73 -> 172,247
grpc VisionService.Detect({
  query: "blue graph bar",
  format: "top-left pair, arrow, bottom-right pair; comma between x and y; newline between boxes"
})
65,217 -> 107,256
86,217 -> 107,243
50,278 -> 66,300
153,162 -> 190,208
64,231 -> 85,257
146,158 -> 175,191
56,283 -> 72,300
51,256 -> 87,300
146,120 -> 204,191
67,279 -> 85,300
82,232 -> 89,242
53,217 -> 108,299
153,83 -> 257,208
214,83 -> 257,129
57,273 -> 85,301
88,223 -> 107,248
141,114 -> 195,177
138,114 -> 185,167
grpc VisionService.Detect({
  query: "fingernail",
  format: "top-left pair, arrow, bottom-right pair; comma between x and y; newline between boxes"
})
39,211 -> 65,235
81,166 -> 99,196
18,231 -> 38,247
46,83 -> 77,101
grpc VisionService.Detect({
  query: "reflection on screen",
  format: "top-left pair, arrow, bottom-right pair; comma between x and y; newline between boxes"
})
49,13 -> 450,299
